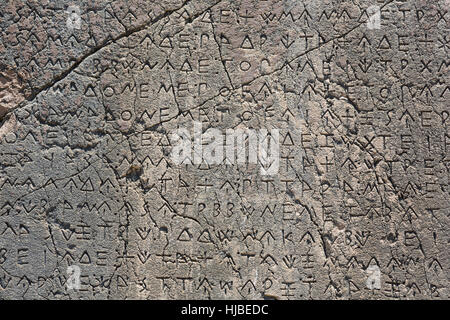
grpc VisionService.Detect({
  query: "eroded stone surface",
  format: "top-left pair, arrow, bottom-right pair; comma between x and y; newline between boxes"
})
0,63 -> 29,120
0,0 -> 448,299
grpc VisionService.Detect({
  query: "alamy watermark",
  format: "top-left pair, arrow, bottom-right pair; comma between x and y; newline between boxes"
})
170,122 -> 280,175
66,265 -> 81,290
366,265 -> 381,290
66,5 -> 81,30
366,5 -> 381,30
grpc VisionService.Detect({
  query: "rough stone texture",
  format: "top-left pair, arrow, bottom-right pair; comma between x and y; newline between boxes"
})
0,0 -> 448,299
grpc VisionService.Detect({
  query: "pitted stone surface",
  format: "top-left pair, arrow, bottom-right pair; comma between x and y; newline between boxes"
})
0,0 -> 448,299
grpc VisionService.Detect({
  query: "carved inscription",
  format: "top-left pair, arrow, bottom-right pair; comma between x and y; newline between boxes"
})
0,0 -> 448,299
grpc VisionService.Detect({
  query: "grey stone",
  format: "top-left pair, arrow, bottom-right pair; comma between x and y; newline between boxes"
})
0,0 -> 448,299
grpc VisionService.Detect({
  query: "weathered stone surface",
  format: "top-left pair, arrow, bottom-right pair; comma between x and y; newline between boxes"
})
0,0 -> 448,299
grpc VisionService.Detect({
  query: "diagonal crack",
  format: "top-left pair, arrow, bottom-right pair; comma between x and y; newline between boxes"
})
1,0 -> 194,121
